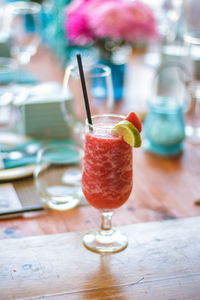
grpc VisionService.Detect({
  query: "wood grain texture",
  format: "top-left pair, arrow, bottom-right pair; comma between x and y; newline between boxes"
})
1,217 -> 200,300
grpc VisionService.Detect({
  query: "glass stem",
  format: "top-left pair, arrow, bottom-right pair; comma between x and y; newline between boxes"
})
101,211 -> 113,232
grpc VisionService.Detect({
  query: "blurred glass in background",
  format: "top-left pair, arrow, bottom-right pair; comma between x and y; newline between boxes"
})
143,63 -> 190,156
0,1 -> 42,136
0,57 -> 17,131
61,63 -> 114,147
4,1 -> 41,65
144,0 -> 200,145
34,143 -> 84,211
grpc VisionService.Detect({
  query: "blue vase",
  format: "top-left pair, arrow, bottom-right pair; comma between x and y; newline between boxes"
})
98,59 -> 126,101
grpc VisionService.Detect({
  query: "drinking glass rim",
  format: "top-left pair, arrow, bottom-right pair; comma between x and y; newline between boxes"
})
86,114 -> 126,130
68,64 -> 111,79
36,144 -> 83,165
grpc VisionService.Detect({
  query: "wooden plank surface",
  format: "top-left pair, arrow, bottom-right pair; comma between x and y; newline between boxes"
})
1,216 -> 200,300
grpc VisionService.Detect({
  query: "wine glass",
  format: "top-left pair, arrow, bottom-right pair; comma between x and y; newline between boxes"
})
5,1 -> 41,65
61,64 -> 114,147
82,114 -> 133,253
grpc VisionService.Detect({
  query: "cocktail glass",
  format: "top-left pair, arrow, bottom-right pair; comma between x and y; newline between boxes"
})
82,114 -> 133,253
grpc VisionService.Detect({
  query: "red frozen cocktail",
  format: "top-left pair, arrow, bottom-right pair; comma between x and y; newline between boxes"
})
82,122 -> 132,210
82,114 -> 142,253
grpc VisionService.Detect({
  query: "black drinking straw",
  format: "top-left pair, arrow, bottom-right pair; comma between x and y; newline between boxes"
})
76,54 -> 93,128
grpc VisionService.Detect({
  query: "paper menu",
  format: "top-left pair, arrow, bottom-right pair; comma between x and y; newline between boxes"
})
0,183 -> 22,212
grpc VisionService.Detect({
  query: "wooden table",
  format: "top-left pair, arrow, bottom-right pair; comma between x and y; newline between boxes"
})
1,216 -> 200,300
0,46 -> 200,239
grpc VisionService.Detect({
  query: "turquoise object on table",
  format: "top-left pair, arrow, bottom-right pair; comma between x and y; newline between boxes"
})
98,58 -> 126,100
0,69 -> 37,85
143,96 -> 185,157
3,155 -> 36,169
1,140 -> 74,169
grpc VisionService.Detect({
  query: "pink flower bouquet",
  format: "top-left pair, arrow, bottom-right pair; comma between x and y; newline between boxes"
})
65,0 -> 158,59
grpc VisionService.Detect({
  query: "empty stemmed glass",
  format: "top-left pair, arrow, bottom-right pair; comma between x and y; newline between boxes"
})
62,64 -> 114,147
5,1 -> 41,65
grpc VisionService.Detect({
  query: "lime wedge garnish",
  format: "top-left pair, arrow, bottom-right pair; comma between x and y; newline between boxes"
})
112,120 -> 142,147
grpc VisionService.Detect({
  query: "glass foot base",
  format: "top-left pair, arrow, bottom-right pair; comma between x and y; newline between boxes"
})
45,197 -> 80,211
83,229 -> 128,253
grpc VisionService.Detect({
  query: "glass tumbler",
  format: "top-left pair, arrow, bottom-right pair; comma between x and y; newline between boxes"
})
143,64 -> 189,156
34,144 -> 83,211
143,96 -> 185,156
